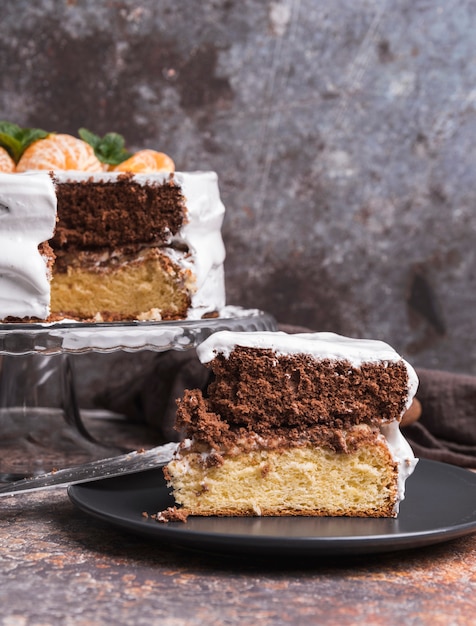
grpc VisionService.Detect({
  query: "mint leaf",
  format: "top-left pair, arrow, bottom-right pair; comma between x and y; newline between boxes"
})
77,127 -> 101,150
79,128 -> 132,166
0,130 -> 21,162
0,121 -> 48,163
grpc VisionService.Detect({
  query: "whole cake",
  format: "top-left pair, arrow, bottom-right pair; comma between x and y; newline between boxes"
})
162,331 -> 419,519
0,125 -> 225,322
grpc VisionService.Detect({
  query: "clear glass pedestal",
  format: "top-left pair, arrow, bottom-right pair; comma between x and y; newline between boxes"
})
0,308 -> 276,480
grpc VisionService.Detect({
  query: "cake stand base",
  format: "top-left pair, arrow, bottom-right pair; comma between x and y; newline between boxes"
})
0,308 -> 277,480
0,354 -> 127,480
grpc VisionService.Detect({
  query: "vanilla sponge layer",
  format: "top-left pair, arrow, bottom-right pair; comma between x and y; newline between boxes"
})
51,248 -> 193,321
165,443 -> 399,518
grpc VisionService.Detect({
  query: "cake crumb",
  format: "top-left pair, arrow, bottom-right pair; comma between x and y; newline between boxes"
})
155,506 -> 189,523
137,308 -> 162,321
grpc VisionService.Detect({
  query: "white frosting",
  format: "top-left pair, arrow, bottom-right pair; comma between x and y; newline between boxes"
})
0,172 -> 57,319
380,421 -> 418,513
171,172 -> 226,318
0,170 -> 226,321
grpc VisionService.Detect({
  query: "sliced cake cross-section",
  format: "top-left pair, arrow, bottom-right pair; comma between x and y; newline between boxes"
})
163,331 -> 419,519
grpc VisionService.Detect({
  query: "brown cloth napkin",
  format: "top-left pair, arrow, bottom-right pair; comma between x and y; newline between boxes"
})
403,368 -> 476,468
95,325 -> 476,469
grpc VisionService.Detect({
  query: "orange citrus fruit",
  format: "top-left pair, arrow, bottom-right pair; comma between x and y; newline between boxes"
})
16,133 -> 103,172
113,149 -> 175,174
0,146 -> 15,172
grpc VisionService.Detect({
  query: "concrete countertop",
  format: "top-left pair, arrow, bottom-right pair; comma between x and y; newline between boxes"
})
1,486 -> 475,625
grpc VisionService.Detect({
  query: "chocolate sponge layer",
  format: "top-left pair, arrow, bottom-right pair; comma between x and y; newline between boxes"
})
176,346 -> 410,451
52,173 -> 186,250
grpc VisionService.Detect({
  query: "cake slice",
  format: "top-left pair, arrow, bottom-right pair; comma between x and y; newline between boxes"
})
162,331 -> 419,519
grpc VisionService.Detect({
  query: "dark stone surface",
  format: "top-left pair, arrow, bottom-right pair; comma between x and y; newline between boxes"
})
0,486 -> 476,625
1,0 -> 476,374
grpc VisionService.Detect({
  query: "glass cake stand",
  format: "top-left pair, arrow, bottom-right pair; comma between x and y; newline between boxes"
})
0,307 -> 277,480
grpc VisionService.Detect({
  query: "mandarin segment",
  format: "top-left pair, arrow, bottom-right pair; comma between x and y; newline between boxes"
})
0,146 -> 15,172
16,134 -> 103,172
113,149 -> 175,174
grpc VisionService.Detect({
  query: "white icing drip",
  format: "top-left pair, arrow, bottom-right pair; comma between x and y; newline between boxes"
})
380,421 -> 418,513
169,172 -> 226,317
196,330 -> 419,410
0,172 -> 57,319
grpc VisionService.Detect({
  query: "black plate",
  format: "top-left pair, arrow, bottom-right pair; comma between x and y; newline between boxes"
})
68,459 -> 476,557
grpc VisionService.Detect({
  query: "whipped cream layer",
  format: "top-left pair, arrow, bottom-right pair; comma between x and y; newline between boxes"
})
172,172 -> 226,318
0,172 -> 57,320
380,421 -> 418,513
54,171 -> 226,319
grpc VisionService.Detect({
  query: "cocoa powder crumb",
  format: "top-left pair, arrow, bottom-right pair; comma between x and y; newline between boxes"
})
155,507 -> 189,523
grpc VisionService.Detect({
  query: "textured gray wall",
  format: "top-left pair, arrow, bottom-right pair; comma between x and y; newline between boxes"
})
1,0 -> 475,374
